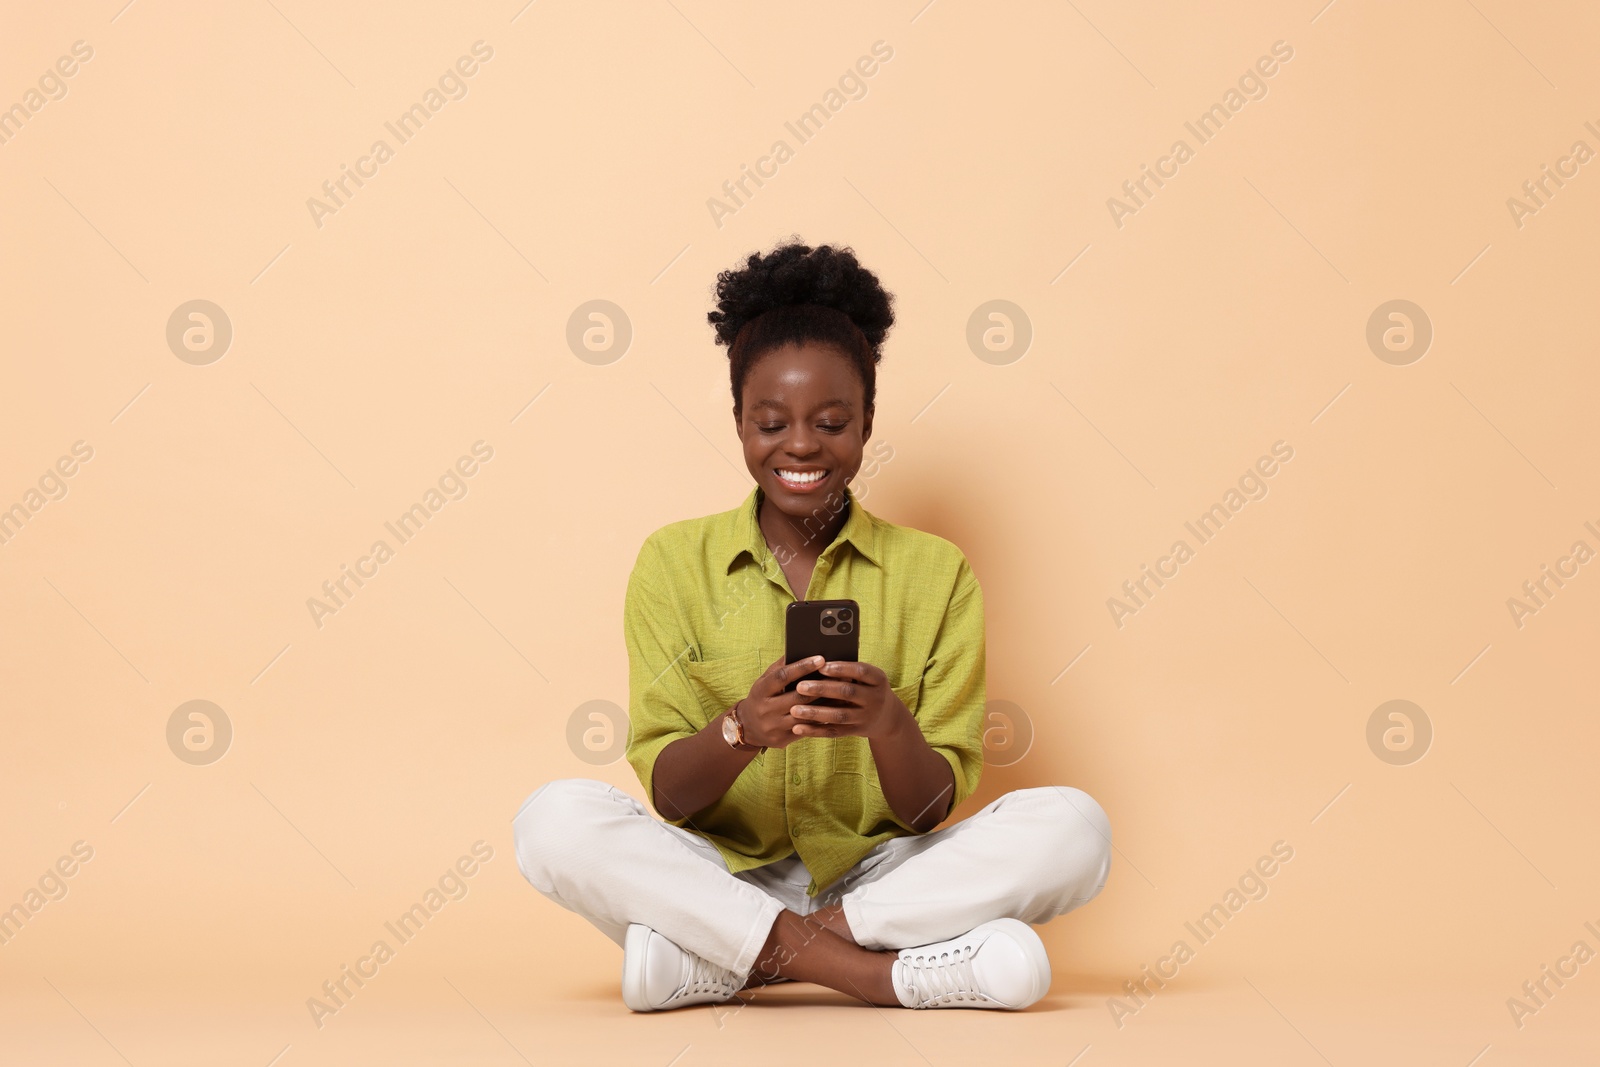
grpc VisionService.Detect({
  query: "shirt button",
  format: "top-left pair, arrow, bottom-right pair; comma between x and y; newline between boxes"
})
792,771 -> 802,784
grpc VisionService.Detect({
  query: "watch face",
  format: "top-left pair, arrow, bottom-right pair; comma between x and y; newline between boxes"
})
722,714 -> 740,746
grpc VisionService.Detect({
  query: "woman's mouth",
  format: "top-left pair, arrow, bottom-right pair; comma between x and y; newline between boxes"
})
774,468 -> 829,493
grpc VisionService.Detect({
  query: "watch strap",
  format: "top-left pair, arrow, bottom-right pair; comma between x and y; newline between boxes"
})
729,701 -> 764,752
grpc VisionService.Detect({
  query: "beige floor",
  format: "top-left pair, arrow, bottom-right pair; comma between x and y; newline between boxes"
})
6,970 -> 1594,1066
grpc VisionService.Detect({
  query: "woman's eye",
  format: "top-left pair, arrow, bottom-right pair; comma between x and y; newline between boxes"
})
755,421 -> 847,433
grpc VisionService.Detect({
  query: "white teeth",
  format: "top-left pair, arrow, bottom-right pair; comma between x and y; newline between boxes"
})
778,469 -> 826,484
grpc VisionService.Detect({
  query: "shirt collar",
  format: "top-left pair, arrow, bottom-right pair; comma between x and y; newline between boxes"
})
725,481 -> 881,574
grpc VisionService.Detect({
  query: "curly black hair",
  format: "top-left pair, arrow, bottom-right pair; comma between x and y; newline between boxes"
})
708,237 -> 895,418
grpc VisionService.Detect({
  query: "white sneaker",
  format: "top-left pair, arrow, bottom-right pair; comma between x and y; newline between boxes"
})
621,923 -> 746,1012
890,918 -> 1052,1009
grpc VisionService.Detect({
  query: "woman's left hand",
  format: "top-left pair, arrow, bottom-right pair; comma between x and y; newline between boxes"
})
790,660 -> 912,740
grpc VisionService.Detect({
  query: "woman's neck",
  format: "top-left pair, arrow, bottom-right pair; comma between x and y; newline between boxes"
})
758,492 -> 848,563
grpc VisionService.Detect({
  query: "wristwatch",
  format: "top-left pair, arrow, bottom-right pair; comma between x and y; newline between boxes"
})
722,701 -> 764,753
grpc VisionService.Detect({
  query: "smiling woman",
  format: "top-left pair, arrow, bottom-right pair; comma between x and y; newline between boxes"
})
709,241 -> 892,596
511,237 -> 1113,1016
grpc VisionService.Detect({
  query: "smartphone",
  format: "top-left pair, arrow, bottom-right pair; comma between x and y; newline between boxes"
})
784,599 -> 860,702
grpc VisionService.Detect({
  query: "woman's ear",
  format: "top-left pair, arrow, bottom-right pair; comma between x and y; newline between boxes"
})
861,405 -> 873,443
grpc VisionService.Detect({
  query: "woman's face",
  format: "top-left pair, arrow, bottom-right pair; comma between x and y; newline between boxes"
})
735,342 -> 873,519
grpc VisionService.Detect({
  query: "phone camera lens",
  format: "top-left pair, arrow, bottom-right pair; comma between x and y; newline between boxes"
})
837,622 -> 852,634
838,608 -> 853,620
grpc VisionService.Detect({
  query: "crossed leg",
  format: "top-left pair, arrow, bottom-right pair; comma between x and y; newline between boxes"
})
513,778 -> 1112,1006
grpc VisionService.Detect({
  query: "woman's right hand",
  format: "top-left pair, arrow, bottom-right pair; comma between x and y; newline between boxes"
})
736,655 -> 823,749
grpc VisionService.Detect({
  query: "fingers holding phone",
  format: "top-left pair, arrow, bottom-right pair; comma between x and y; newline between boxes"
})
790,659 -> 903,739
734,654 -> 820,750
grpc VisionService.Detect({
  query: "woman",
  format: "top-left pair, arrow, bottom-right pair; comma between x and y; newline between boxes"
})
513,239 -> 1112,1011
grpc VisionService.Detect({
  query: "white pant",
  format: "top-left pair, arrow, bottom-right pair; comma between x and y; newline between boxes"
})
511,777 -> 1113,978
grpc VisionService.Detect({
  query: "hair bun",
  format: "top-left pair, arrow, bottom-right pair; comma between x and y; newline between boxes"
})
708,236 -> 894,353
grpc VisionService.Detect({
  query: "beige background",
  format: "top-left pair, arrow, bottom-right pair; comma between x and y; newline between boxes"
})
3,1 -> 1598,1064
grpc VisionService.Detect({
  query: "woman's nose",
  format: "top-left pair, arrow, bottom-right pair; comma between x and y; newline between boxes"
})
784,426 -> 819,456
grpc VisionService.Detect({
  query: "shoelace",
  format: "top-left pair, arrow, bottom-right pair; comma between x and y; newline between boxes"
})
899,942 -> 988,1007
677,952 -> 741,1001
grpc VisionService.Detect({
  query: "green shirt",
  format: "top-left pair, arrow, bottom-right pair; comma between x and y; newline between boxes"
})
623,482 -> 986,896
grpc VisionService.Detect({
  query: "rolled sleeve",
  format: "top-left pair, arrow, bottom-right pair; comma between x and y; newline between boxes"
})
621,537 -> 699,824
914,557 -> 987,817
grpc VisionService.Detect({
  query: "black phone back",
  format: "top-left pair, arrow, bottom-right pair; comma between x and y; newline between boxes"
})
784,599 -> 860,696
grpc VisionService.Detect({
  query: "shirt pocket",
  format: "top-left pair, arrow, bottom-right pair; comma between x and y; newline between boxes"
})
682,649 -> 762,726
832,671 -> 921,778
